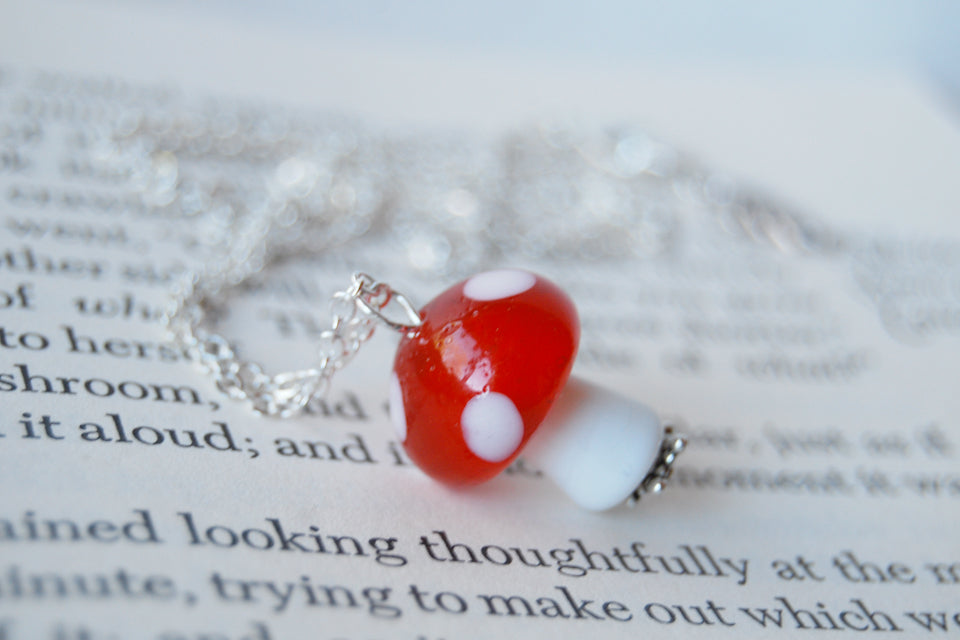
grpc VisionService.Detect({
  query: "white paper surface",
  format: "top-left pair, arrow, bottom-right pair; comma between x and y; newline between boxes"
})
1,3 -> 959,638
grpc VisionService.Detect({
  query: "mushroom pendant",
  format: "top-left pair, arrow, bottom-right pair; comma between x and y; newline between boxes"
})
388,269 -> 684,510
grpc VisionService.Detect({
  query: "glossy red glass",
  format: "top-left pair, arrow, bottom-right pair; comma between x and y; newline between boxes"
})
391,270 -> 579,486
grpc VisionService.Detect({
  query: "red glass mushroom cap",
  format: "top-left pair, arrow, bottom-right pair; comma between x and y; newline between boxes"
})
390,269 -> 580,486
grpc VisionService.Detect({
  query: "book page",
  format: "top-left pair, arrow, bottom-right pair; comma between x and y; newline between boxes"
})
2,7 -> 960,639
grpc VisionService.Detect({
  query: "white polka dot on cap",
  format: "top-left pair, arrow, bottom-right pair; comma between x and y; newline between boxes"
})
388,372 -> 407,443
463,269 -> 536,301
460,392 -> 525,462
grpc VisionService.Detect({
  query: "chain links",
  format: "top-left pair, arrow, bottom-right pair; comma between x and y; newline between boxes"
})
163,270 -> 421,417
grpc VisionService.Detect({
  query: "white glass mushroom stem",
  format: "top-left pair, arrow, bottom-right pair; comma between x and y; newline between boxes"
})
523,377 -> 662,511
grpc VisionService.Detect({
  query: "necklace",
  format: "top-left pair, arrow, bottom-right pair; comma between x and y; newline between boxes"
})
94,104 -> 841,509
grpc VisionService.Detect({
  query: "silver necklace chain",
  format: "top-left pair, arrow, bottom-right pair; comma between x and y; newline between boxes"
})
166,269 -> 421,417
80,104 -> 847,418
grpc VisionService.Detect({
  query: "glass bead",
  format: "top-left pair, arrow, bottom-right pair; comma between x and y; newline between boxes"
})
391,269 -> 579,486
